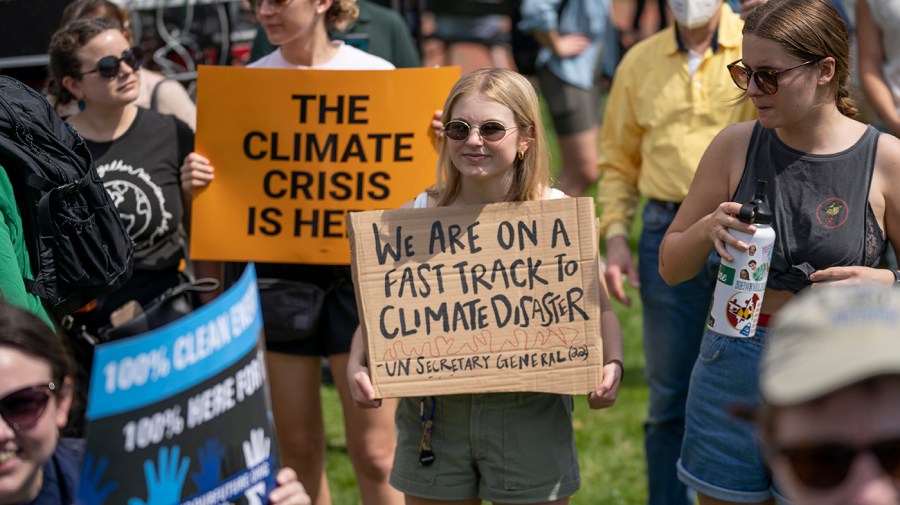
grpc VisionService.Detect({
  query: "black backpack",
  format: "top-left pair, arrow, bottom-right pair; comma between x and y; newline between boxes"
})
0,75 -> 133,317
511,0 -> 570,76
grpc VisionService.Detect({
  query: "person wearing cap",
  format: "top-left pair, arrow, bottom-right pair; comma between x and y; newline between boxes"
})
658,0 -> 900,504
758,284 -> 900,505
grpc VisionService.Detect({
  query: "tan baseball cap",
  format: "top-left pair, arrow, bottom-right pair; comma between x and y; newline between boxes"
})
761,284 -> 900,406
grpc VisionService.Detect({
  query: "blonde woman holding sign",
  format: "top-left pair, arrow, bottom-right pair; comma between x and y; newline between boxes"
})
180,1 -> 400,505
346,68 -> 624,505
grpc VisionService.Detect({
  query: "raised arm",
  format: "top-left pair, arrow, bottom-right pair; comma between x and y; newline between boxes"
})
658,122 -> 754,285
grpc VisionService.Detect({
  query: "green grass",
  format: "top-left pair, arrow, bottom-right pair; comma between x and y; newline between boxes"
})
318,99 -> 650,504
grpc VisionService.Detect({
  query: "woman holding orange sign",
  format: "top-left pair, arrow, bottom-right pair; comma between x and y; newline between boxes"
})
180,1 -> 400,504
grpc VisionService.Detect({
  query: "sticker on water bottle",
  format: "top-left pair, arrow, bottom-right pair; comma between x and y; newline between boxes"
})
725,292 -> 762,336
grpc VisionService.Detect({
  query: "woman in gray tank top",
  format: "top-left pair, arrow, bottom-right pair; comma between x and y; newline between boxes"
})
656,0 -> 900,504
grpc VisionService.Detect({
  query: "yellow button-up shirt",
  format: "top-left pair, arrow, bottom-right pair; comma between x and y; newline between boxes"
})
597,4 -> 757,240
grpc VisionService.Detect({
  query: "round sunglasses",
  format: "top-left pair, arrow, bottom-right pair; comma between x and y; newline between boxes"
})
0,381 -> 57,431
442,120 -> 518,142
80,47 -> 143,79
727,58 -> 823,95
777,437 -> 900,489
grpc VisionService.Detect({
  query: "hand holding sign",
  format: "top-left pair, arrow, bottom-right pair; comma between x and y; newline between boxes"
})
180,152 -> 214,192
348,327 -> 382,408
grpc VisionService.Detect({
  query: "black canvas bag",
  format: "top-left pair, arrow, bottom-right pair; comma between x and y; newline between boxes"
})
0,75 -> 133,316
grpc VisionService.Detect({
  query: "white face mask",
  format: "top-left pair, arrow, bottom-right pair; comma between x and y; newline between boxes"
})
668,0 -> 721,29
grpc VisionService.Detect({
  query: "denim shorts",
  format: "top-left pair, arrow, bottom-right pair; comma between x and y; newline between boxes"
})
391,393 -> 580,503
677,327 -> 789,503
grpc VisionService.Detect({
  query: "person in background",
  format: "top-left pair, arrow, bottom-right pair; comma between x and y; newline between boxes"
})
0,300 -> 311,505
46,18 -> 222,437
596,0 -> 761,503
624,0 -> 665,49
248,0 -> 421,67
54,0 -> 197,131
519,0 -> 611,197
348,67 -> 624,505
856,0 -> 900,138
422,2 -> 514,74
181,1 -> 401,504
658,0 -> 900,503
757,284 -> 900,505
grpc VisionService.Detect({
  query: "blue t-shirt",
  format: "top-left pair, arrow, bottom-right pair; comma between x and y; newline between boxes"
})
25,439 -> 83,505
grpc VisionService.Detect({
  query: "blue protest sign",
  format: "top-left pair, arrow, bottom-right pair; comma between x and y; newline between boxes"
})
78,264 -> 279,505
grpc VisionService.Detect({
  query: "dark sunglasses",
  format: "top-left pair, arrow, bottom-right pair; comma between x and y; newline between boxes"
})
442,120 -> 518,142
778,437 -> 900,489
81,47 -> 143,79
0,382 -> 56,431
727,58 -> 823,95
250,0 -> 294,11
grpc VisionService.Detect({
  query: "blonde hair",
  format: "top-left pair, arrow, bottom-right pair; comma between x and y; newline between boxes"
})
743,0 -> 857,118
435,68 -> 551,206
325,0 -> 359,32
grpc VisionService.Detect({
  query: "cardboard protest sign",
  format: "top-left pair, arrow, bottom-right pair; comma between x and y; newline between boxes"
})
190,66 -> 459,264
347,197 -> 604,398
79,265 -> 278,505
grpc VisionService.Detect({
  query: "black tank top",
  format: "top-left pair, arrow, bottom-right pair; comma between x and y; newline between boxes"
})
732,122 -> 885,293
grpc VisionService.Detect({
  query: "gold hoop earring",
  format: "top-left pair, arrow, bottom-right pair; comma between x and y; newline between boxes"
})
518,150 -> 525,161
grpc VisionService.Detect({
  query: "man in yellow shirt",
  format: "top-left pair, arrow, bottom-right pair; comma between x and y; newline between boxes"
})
596,1 -> 758,504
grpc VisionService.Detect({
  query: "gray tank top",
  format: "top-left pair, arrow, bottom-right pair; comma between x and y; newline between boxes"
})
733,122 -> 885,293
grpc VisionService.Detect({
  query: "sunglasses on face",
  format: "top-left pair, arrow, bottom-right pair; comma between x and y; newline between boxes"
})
250,0 -> 294,11
0,382 -> 56,431
81,47 -> 143,79
727,58 -> 823,95
778,437 -> 900,489
442,120 -> 519,142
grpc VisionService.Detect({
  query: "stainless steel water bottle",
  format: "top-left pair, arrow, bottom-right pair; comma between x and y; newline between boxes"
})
707,181 -> 776,337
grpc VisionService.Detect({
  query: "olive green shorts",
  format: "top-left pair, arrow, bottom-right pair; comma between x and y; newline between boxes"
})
390,393 -> 580,504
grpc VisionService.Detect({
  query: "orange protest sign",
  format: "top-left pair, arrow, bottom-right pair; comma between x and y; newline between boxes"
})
190,66 -> 460,264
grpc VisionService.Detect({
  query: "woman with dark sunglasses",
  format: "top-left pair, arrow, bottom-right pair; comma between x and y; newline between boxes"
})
0,300 -> 78,504
52,0 -> 197,131
346,67 -> 624,505
180,1 -> 400,504
45,18 -> 221,431
0,300 -> 312,504
657,0 -> 900,504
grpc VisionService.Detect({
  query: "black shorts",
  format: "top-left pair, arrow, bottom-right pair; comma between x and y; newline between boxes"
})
258,264 -> 359,357
537,66 -> 601,135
